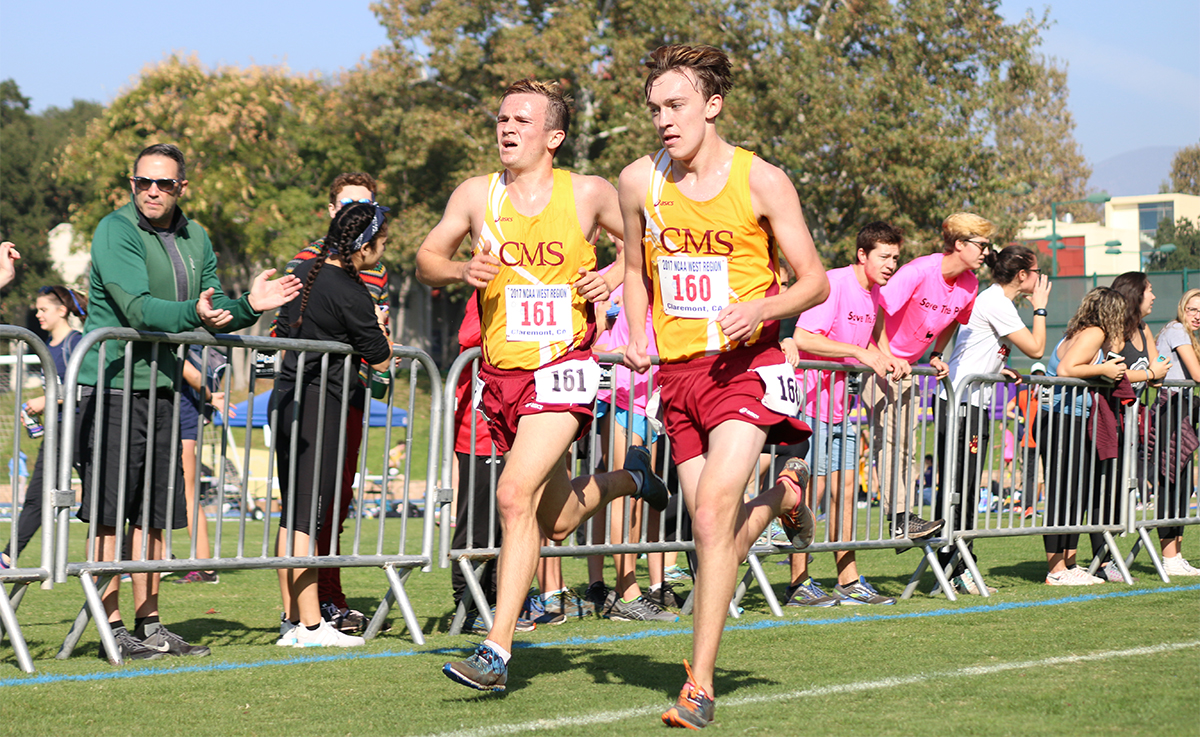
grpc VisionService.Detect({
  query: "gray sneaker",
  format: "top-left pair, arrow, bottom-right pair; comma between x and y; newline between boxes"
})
833,576 -> 896,605
98,626 -> 165,663
783,578 -> 840,607
891,513 -> 944,540
140,625 -> 212,657
607,594 -> 679,622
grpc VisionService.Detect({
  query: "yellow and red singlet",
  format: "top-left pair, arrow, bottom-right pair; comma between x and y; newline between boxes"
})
477,169 -> 596,370
642,146 -> 780,363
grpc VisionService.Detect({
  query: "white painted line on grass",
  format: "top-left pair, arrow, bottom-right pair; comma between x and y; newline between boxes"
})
419,640 -> 1200,737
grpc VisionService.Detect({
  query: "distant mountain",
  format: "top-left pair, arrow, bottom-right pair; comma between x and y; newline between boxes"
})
1090,145 -> 1183,197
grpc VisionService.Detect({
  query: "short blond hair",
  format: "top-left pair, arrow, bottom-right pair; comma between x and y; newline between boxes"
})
941,213 -> 996,253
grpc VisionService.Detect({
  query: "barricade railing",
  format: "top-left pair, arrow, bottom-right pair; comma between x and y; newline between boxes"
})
936,372 -> 1199,595
54,328 -> 440,664
0,326 -> 57,673
438,349 -> 958,631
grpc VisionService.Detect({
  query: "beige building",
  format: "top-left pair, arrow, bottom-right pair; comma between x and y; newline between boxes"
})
1018,192 -> 1200,276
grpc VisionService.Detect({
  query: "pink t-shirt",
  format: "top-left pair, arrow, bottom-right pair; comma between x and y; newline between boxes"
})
877,253 -> 978,362
794,266 -> 878,423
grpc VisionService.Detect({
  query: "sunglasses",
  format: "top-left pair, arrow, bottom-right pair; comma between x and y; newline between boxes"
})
338,197 -> 375,206
965,239 -> 993,252
131,176 -> 182,194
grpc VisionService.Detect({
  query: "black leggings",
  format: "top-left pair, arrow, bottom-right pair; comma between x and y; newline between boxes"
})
1037,410 -> 1089,555
935,405 -> 991,577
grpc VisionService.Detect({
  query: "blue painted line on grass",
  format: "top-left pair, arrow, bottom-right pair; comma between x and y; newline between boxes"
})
4,583 -> 1198,688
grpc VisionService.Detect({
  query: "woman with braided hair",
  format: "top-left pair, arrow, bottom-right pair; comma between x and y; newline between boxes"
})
272,202 -> 394,647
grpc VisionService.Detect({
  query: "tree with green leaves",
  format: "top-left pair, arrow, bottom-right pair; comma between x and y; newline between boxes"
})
0,79 -> 101,325
54,56 -> 346,302
1148,216 -> 1198,273
1165,144 -> 1199,196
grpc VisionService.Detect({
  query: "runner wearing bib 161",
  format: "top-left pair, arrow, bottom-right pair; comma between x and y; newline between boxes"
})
416,80 -> 669,696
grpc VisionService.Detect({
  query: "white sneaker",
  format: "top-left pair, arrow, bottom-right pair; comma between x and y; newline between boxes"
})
1163,556 -> 1200,577
1046,569 -> 1092,586
1069,566 -> 1104,584
1100,563 -> 1133,583
277,618 -> 298,647
292,620 -> 365,648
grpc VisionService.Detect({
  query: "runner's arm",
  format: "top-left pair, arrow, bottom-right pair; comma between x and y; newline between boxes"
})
617,159 -> 653,372
415,179 -> 496,288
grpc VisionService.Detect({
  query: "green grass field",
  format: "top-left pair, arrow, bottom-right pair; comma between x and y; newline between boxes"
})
2,520 -> 1198,736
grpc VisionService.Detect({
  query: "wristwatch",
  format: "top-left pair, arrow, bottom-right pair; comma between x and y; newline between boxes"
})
1033,308 -> 1047,317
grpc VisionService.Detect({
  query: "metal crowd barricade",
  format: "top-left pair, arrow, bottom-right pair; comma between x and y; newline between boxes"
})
54,328 -> 440,664
749,361 -> 957,605
437,349 -> 958,631
935,372 -> 1164,596
0,326 -> 57,673
1120,378 -> 1198,581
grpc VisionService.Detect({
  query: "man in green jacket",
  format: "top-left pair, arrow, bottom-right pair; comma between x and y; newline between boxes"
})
78,143 -> 299,663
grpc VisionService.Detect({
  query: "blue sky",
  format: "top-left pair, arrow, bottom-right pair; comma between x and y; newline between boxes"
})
1,0 -> 1196,170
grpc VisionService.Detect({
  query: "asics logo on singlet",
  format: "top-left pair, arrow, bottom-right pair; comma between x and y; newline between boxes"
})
494,216 -> 513,222
654,200 -> 673,207
499,240 -> 565,267
659,227 -> 734,256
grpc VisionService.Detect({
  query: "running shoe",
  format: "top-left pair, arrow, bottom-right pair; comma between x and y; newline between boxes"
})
98,626 -> 165,663
292,620 -> 365,648
584,580 -> 612,617
1069,566 -> 1105,584
775,457 -> 815,548
833,576 -> 895,605
541,588 -> 593,620
625,445 -> 669,511
277,616 -> 299,646
1163,556 -> 1200,577
321,601 -> 368,634
662,660 -> 714,729
950,571 -> 997,595
783,578 -> 840,607
1045,569 -> 1092,586
174,570 -> 219,584
463,607 -> 537,635
646,581 -> 687,610
663,564 -> 691,581
891,512 -> 944,539
607,594 -> 679,622
443,642 -> 508,692
1099,562 -> 1133,583
140,625 -> 212,657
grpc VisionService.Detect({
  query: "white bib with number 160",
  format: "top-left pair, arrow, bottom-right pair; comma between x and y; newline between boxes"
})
534,358 -> 602,405
753,363 -> 801,418
506,284 -> 572,342
657,256 -> 729,318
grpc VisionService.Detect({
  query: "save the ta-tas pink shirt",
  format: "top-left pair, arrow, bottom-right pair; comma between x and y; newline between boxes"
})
877,253 -> 977,363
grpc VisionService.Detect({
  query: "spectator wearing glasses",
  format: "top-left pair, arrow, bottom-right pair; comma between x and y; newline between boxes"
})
76,143 -> 300,663
939,244 -> 1051,594
869,213 -> 994,542
270,172 -> 390,635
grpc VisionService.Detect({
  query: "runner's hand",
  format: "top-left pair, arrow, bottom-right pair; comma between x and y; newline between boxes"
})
624,332 -> 652,373
573,268 -> 610,303
717,301 -> 764,342
462,243 -> 500,288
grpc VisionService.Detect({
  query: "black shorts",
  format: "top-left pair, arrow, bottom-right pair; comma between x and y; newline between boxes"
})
76,389 -> 188,530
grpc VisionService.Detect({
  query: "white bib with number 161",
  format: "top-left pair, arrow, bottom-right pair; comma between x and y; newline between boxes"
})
657,256 -> 729,318
506,284 -> 572,342
534,359 -> 602,405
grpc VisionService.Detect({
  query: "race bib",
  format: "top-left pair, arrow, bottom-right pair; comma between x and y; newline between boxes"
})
534,359 -> 602,405
657,256 -> 729,318
505,284 -> 572,342
753,363 -> 802,418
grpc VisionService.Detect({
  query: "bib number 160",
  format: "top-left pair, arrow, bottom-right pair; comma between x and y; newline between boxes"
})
671,273 -> 712,302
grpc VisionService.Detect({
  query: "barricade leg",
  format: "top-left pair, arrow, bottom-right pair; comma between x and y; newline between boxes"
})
924,546 -> 960,599
902,544 -> 957,601
1132,528 -> 1170,582
0,583 -> 35,673
382,563 -> 424,645
742,553 -> 784,617
457,557 -> 493,633
80,573 -> 123,665
955,538 -> 990,598
55,573 -> 114,660
0,581 -> 29,643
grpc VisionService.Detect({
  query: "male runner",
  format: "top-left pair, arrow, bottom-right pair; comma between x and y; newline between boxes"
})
618,45 -> 828,728
416,80 -> 663,692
